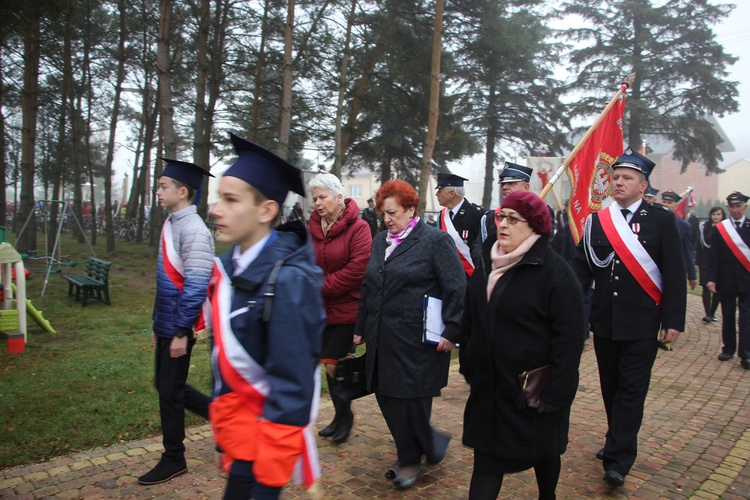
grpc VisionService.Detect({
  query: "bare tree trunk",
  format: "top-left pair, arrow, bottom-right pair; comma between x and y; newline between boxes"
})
103,0 -> 128,253
158,0 -> 177,159
332,0 -> 357,178
277,0 -> 295,160
417,0 -> 443,214
0,42 -> 7,227
82,0 -> 97,245
17,13 -> 41,254
482,82 -> 498,209
249,0 -> 270,141
194,0 -> 210,170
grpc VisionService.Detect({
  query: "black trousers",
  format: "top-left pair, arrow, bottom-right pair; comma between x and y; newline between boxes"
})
155,336 -> 211,461
593,335 -> 657,476
719,291 -> 750,360
376,394 -> 439,466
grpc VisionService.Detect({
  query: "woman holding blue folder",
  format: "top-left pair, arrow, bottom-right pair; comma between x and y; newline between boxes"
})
354,179 -> 465,490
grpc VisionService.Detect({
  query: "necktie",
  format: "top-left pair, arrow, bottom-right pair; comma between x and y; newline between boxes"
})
736,221 -> 742,230
620,209 -> 630,222
449,210 -> 454,220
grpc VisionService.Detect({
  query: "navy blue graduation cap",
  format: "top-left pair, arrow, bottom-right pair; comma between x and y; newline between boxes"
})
436,173 -> 467,189
612,148 -> 656,179
499,162 -> 532,184
222,133 -> 305,206
160,158 -> 214,206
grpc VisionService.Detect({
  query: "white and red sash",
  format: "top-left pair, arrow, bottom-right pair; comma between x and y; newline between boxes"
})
162,218 -> 206,331
210,258 -> 321,488
441,208 -> 474,276
717,219 -> 750,273
598,205 -> 663,306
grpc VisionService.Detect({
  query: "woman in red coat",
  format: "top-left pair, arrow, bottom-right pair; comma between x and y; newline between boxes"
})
308,173 -> 372,443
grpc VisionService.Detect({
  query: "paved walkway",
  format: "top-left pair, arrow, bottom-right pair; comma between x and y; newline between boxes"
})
1,293 -> 749,499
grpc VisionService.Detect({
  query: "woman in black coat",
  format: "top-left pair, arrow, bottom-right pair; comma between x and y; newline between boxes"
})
697,206 -> 726,323
459,191 -> 585,500
354,180 -> 466,491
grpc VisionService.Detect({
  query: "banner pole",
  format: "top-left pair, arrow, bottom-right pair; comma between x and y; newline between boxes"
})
540,73 -> 636,200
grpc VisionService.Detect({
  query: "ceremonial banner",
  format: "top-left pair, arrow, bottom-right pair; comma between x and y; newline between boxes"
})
566,90 -> 627,244
674,191 -> 696,220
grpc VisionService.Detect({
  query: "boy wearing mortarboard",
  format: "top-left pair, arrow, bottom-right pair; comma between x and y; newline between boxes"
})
138,159 -> 215,485
207,133 -> 325,499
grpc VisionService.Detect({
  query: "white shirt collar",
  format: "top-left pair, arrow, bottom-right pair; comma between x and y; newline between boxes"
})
616,199 -> 643,223
232,233 -> 272,276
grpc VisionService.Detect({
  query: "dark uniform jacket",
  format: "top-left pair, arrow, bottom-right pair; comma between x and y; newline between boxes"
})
573,200 -> 687,340
355,220 -> 465,399
460,235 -> 585,460
437,198 -> 484,252
706,218 -> 750,293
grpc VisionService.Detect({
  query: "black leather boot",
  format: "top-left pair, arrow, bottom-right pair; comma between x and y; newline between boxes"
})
331,400 -> 353,444
319,373 -> 340,437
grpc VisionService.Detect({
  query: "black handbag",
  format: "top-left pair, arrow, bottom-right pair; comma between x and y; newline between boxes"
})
332,353 -> 372,401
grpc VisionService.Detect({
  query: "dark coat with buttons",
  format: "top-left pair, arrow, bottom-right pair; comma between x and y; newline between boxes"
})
705,218 -> 750,293
354,219 -> 466,398
573,200 -> 687,340
460,235 -> 585,460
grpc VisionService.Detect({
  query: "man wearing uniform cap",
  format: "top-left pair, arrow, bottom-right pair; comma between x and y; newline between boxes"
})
139,159 -> 215,485
706,191 -> 750,369
435,173 -> 483,277
573,148 -> 686,488
643,186 -> 659,202
660,190 -> 697,291
206,133 -> 325,498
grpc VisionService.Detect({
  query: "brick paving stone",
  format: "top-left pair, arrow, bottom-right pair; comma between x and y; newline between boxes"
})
3,294 -> 750,498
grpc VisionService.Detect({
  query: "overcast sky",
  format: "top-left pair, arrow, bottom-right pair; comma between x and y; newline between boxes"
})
712,0 -> 750,167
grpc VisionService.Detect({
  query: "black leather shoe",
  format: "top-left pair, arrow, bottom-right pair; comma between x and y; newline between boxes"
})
385,462 -> 400,480
742,359 -> 750,370
393,464 -> 419,490
138,459 -> 187,485
711,316 -> 719,322
718,353 -> 734,361
604,470 -> 625,487
596,448 -> 604,460
426,429 -> 451,466
702,316 -> 712,324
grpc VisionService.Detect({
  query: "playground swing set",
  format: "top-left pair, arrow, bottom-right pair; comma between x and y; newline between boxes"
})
1,199 -> 95,353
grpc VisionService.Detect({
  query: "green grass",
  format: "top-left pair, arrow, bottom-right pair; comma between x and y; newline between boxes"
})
0,234 -> 233,469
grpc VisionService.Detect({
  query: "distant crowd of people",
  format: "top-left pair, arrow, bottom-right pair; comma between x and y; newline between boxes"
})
139,137 -> 749,499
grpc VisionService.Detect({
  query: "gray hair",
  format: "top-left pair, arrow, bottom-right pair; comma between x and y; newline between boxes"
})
443,185 -> 465,198
308,173 -> 346,204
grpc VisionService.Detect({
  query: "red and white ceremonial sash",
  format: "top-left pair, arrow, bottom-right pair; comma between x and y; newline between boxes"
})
162,218 -> 206,331
441,208 -> 474,276
210,258 -> 320,489
598,205 -> 663,306
717,219 -> 750,273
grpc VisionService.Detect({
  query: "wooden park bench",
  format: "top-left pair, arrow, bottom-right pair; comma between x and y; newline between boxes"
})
64,257 -> 112,307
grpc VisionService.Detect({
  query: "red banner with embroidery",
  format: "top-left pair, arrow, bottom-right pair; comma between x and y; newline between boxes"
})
566,88 -> 627,244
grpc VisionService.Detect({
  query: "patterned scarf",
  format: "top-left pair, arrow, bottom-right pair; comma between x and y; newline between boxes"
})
384,217 -> 420,261
486,234 -> 540,301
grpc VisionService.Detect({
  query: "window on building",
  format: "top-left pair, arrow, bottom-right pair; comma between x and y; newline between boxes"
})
349,184 -> 363,197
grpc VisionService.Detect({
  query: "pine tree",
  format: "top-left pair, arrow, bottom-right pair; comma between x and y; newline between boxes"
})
564,0 -> 738,174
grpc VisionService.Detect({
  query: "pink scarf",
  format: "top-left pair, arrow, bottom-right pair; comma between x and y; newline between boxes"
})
486,234 -> 541,301
385,217 -> 419,260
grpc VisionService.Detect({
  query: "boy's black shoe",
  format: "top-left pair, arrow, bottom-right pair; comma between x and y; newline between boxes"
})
138,458 -> 187,485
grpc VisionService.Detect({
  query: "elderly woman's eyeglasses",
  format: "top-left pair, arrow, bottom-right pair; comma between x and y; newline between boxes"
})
494,213 -> 527,225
